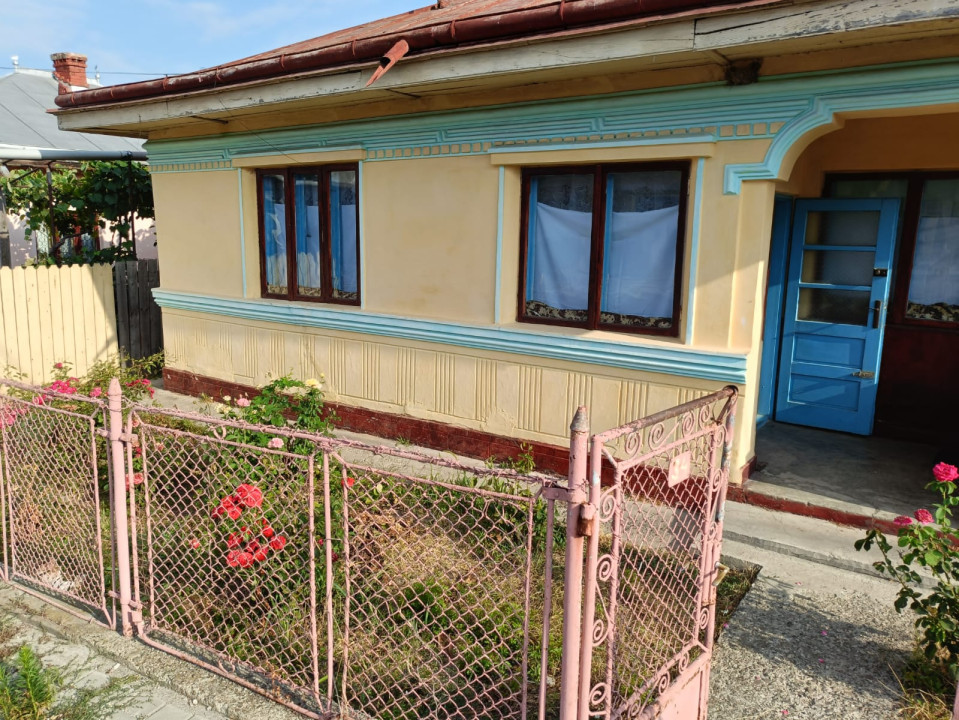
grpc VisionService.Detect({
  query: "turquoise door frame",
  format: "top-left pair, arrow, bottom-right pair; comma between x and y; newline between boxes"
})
757,196 -> 794,426
774,198 -> 899,435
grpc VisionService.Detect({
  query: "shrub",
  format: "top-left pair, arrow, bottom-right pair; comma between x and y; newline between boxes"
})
856,462 -> 959,681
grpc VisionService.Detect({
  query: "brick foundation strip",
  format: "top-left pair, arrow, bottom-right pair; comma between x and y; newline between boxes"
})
163,368 -> 572,476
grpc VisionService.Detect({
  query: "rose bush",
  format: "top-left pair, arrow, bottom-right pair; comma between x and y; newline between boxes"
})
856,462 -> 959,679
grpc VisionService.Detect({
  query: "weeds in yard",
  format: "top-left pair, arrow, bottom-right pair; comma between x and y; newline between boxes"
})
714,564 -> 760,639
897,647 -> 956,720
0,645 -> 136,720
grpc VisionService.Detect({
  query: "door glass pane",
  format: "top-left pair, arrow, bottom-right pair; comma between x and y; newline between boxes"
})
260,173 -> 287,295
804,211 -> 880,246
801,249 -> 875,286
293,173 -> 321,297
907,178 -> 959,323
798,288 -> 870,325
599,170 -> 681,329
525,173 -> 593,323
330,170 -> 359,301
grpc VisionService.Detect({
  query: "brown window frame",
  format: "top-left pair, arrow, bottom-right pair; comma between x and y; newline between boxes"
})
824,170 -> 959,330
518,161 -> 689,337
256,164 -> 361,306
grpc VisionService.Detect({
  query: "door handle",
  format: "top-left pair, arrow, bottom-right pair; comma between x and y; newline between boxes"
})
852,370 -> 875,379
870,300 -> 881,329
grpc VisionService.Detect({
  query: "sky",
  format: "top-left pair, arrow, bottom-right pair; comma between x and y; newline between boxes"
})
1,0 -> 421,84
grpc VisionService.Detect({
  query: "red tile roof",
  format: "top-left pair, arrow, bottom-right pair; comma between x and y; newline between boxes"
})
56,0 -> 775,109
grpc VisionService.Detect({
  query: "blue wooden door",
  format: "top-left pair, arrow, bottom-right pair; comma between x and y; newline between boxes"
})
775,198 -> 899,434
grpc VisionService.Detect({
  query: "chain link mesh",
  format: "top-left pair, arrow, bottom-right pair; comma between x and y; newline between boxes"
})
127,408 -> 564,719
0,385 -> 111,623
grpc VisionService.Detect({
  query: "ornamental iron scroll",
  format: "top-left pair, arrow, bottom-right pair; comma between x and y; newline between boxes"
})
583,387 -> 737,720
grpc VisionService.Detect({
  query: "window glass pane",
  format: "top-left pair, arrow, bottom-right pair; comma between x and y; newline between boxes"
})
907,179 -> 959,323
798,288 -> 870,325
827,178 -> 909,201
293,173 -> 321,297
804,210 -> 879,246
260,174 -> 287,295
801,249 -> 875,286
600,170 -> 681,329
524,174 -> 593,323
330,170 -> 358,301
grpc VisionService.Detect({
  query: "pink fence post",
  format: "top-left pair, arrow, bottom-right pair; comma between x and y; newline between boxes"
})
577,437 -> 603,720
559,407 -> 589,720
107,378 -> 134,637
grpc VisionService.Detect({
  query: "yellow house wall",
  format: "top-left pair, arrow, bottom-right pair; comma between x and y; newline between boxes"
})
153,136 -> 779,476
162,308 -> 730,447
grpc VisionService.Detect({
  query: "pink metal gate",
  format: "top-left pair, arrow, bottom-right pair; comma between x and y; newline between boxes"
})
576,388 -> 737,720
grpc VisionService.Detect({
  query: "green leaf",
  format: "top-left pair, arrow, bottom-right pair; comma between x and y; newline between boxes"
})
925,549 -> 943,567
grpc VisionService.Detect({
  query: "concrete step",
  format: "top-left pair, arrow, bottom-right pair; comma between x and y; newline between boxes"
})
722,499 -> 931,586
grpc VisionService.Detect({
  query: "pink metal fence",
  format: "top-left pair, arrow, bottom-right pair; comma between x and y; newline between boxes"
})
0,376 -> 738,720
0,378 -> 116,628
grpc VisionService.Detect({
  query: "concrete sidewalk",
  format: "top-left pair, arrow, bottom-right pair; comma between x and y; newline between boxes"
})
712,502 -> 918,719
0,585 -> 301,720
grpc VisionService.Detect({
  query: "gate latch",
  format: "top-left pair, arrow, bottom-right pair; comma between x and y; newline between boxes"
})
852,370 -> 875,379
577,503 -> 596,537
712,562 -> 730,588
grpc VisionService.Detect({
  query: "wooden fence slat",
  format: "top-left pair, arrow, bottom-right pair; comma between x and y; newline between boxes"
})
137,260 -> 152,359
114,262 -> 130,361
148,260 -> 162,355
126,261 -> 142,360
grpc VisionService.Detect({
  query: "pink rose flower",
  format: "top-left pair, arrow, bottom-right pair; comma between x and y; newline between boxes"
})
89,387 -> 103,398
914,508 -> 934,525
932,462 -> 958,483
236,397 -> 251,408
54,362 -> 64,370
267,438 -> 284,449
893,515 -> 914,528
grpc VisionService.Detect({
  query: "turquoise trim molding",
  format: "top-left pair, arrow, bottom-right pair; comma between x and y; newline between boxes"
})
724,64 -> 959,194
236,169 -> 247,297
145,59 -> 959,179
494,165 -> 505,323
686,157 -> 705,345
153,289 -> 748,383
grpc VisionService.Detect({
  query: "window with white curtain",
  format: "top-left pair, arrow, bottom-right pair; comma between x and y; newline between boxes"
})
520,163 -> 688,336
257,165 -> 359,304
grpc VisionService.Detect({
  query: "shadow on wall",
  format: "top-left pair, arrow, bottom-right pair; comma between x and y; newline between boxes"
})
4,212 -> 157,265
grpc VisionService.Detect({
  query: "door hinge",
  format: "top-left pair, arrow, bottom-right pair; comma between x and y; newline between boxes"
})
852,370 -> 875,379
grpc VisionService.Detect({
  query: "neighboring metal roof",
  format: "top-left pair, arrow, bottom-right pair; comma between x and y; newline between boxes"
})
55,0 -> 780,110
0,70 -> 144,154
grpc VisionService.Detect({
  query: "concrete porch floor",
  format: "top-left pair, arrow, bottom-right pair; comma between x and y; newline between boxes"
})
735,421 -> 949,529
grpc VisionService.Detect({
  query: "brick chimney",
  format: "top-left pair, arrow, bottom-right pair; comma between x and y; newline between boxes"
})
50,53 -> 88,93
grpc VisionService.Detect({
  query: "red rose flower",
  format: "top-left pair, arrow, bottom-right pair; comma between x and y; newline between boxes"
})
226,550 -> 242,567
246,540 -> 260,552
269,536 -> 287,551
343,476 -> 354,488
932,462 -> 959,483
226,533 -> 243,549
189,538 -> 201,549
235,484 -> 263,508
914,508 -> 934,525
253,547 -> 269,562
262,526 -> 274,538
227,507 -> 242,520
893,515 -> 914,528
236,552 -> 254,568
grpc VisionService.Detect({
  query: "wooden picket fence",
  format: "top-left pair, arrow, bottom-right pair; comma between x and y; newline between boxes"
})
114,259 -> 162,361
0,260 -> 162,384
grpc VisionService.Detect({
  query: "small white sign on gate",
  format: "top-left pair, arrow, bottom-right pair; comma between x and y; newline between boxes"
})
667,451 -> 692,487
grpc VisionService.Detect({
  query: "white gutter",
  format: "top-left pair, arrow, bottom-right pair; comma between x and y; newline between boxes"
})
0,144 -> 147,162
